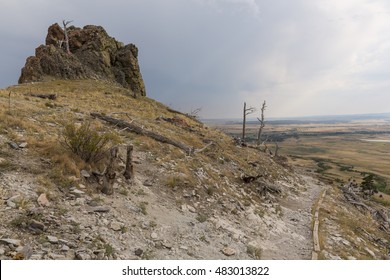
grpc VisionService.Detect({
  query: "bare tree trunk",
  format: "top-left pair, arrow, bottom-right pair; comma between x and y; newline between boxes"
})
242,102 -> 246,142
8,91 -> 11,113
123,145 -> 134,180
101,146 -> 118,195
256,100 -> 266,146
62,20 -> 73,54
242,102 -> 255,145
274,142 -> 279,157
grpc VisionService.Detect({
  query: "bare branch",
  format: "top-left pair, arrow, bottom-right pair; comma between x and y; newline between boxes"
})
256,100 -> 266,146
62,20 -> 73,54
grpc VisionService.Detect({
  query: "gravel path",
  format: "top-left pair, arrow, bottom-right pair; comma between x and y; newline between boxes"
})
261,172 -> 326,260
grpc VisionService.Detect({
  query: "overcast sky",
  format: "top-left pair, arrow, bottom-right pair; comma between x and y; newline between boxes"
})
1,0 -> 390,118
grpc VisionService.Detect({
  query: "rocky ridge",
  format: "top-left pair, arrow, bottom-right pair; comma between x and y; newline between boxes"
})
18,23 -> 146,96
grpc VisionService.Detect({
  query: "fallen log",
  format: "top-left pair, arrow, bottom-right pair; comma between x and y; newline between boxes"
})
28,93 -> 57,100
91,112 -> 193,154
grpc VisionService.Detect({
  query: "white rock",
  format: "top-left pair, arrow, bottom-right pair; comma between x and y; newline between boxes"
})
110,221 -> 123,231
151,232 -> 158,240
37,193 -> 50,207
47,236 -> 59,244
0,239 -> 21,246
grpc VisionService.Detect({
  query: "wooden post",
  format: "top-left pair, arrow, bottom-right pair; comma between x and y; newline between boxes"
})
242,102 -> 246,143
124,145 -> 134,180
101,146 -> 118,195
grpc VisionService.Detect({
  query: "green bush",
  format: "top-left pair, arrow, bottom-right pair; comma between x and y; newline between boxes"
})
62,122 -> 113,163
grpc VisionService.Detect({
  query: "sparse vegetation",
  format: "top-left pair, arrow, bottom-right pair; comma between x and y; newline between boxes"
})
62,121 -> 116,163
247,244 -> 262,259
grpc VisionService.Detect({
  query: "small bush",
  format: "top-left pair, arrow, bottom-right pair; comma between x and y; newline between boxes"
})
62,122 -> 113,163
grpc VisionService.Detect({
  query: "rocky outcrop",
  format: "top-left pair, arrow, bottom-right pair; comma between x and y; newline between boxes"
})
19,23 -> 146,96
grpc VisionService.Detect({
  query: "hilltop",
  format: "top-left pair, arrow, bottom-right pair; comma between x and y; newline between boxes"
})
0,24 -> 388,260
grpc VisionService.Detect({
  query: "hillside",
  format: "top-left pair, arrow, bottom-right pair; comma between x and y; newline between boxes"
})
0,80 -> 389,260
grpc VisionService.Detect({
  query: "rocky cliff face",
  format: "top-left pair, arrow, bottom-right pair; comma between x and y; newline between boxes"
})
19,23 -> 146,96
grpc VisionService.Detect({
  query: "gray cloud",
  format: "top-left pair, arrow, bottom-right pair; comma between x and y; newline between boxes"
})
1,0 -> 390,118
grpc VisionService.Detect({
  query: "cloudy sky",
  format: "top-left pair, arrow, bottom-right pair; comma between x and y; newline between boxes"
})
1,0 -> 390,118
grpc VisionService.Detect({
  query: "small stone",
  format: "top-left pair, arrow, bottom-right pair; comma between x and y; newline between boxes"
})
30,253 -> 44,260
151,232 -> 158,240
75,198 -> 85,205
76,251 -> 92,260
71,189 -> 85,195
88,206 -> 110,213
7,200 -> 16,208
181,205 -> 187,212
81,170 -> 90,178
61,245 -> 70,252
0,239 -> 21,247
135,248 -> 143,257
222,247 -> 236,256
8,141 -> 19,150
143,180 -> 153,187
110,221 -> 122,231
187,205 -> 196,213
47,236 -> 58,244
37,193 -> 50,207
365,247 -> 376,258
78,184 -> 86,189
0,248 -> 5,255
29,219 -> 45,232
162,241 -> 173,249
18,142 -> 28,148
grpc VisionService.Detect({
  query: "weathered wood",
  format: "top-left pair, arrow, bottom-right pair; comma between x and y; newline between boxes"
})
123,145 -> 134,180
91,112 -> 193,154
28,93 -> 57,100
101,146 -> 118,195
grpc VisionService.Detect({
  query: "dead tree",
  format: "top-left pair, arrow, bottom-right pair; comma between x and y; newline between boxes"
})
91,112 -> 193,154
123,145 -> 134,180
101,146 -> 119,195
8,91 -> 12,113
62,20 -> 73,54
242,102 -> 255,144
256,100 -> 266,146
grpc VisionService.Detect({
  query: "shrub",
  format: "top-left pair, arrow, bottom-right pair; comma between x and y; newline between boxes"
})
62,122 -> 113,163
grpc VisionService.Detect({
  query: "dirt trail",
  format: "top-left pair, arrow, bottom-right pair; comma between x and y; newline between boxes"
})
261,172 -> 326,259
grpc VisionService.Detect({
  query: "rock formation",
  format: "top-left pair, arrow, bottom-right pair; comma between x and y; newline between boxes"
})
19,23 -> 146,96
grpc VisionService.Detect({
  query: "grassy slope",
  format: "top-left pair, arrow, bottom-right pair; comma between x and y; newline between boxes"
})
0,79 -> 286,203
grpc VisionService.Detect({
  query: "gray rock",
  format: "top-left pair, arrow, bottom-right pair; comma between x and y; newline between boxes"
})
71,189 -> 85,195
134,248 -> 143,257
76,251 -> 92,260
47,236 -> 59,244
8,141 -> 19,150
143,180 -> 153,187
0,248 -> 5,255
88,206 -> 110,213
0,239 -> 21,246
110,221 -> 123,231
187,205 -> 196,213
61,245 -> 70,252
7,200 -> 16,208
162,241 -> 173,249
30,253 -> 44,260
29,219 -> 45,232
18,142 -> 28,148
151,232 -> 158,240
81,170 -> 90,178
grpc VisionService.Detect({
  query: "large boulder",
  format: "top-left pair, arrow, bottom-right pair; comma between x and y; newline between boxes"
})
19,23 -> 146,96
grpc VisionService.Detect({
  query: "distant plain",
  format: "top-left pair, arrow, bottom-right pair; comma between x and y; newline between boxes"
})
211,114 -> 390,203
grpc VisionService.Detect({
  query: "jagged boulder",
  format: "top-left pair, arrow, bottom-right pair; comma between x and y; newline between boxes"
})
19,23 -> 146,96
